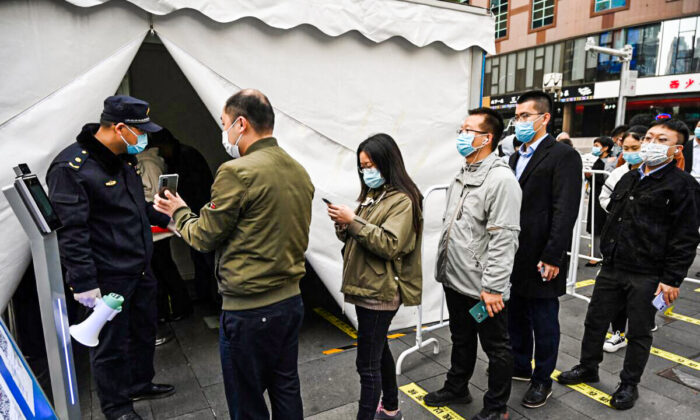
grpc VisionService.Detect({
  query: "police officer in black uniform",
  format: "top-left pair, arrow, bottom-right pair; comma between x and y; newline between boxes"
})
47,96 -> 176,420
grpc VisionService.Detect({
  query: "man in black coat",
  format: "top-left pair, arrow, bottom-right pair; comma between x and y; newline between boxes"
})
558,119 -> 700,410
507,91 -> 583,408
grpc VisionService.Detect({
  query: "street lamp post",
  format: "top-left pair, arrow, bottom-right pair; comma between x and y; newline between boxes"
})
585,37 -> 634,127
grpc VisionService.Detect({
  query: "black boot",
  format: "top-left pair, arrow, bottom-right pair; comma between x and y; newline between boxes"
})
557,364 -> 600,385
610,383 -> 638,410
521,382 -> 552,408
423,387 -> 472,407
471,408 -> 510,420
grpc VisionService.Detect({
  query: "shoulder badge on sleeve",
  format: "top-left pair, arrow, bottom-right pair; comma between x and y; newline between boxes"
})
67,150 -> 88,171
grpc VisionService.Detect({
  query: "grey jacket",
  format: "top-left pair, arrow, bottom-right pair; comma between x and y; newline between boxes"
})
436,153 -> 521,301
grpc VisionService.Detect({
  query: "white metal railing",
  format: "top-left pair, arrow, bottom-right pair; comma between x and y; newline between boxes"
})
396,185 -> 449,375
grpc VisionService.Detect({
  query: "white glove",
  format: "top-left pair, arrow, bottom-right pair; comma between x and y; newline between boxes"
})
167,219 -> 181,238
74,288 -> 102,308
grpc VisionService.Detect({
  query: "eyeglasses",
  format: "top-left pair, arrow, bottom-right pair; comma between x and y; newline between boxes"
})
512,112 -> 544,123
456,128 -> 488,135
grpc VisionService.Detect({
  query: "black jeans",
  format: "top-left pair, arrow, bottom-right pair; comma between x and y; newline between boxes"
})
508,293 -> 560,387
443,287 -> 513,412
611,302 -> 627,333
219,295 -> 304,420
355,306 -> 399,420
88,272 -> 158,419
151,237 -> 192,318
580,266 -> 658,385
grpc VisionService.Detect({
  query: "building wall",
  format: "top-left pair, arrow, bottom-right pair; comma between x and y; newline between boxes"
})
495,0 -> 700,54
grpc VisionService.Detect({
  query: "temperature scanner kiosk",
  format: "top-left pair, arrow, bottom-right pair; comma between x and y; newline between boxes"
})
3,164 -> 80,419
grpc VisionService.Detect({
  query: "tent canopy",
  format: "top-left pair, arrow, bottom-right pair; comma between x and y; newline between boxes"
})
0,0 -> 494,328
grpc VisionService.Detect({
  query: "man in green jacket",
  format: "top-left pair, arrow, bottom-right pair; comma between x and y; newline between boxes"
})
154,89 -> 314,419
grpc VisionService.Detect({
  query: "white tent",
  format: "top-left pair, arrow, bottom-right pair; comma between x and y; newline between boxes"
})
0,0 -> 494,329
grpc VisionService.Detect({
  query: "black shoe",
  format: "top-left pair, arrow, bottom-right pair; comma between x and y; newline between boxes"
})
610,383 -> 638,410
557,364 -> 599,385
521,382 -> 552,408
423,387 -> 472,407
113,411 -> 142,420
471,408 -> 510,420
155,329 -> 174,346
130,383 -> 175,401
512,369 -> 531,382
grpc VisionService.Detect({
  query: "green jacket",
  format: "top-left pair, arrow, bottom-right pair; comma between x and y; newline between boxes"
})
173,137 -> 314,310
337,186 -> 423,306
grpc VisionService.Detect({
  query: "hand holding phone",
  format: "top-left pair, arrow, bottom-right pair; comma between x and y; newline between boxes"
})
158,174 -> 179,199
652,293 -> 669,312
469,301 -> 489,323
322,198 -> 333,206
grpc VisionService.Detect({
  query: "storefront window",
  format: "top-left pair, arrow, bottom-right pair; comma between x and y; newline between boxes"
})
626,23 -> 661,77
659,17 -> 700,75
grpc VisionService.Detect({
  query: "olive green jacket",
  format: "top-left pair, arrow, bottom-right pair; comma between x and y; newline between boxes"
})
173,137 -> 314,311
336,186 -> 422,306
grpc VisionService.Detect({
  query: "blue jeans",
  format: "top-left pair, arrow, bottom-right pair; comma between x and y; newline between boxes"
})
219,295 -> 304,420
507,294 -> 560,387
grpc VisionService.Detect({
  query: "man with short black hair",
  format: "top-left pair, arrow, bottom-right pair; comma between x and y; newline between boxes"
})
47,96 -> 175,420
424,107 -> 520,420
559,119 -> 700,410
508,90 -> 582,409
610,125 -> 629,156
154,89 -> 314,419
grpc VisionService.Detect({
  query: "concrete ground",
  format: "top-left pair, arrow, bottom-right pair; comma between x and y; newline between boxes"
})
78,252 -> 700,420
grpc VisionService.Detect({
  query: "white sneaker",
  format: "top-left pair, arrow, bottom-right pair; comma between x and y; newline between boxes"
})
651,324 -> 658,332
603,331 -> 627,353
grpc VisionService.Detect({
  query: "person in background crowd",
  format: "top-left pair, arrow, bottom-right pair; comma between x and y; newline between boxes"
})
597,128 -> 646,353
154,89 -> 314,419
556,132 -> 570,142
47,96 -> 175,420
149,128 -> 219,309
558,119 -> 700,411
585,136 -> 614,267
683,120 -> 700,181
423,108 -> 520,420
136,141 -> 192,327
610,125 -> 629,157
508,91 -> 582,409
328,133 -> 423,420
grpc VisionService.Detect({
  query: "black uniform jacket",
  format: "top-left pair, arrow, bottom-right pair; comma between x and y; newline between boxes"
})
46,124 -> 170,293
601,162 -> 700,287
508,135 -> 583,298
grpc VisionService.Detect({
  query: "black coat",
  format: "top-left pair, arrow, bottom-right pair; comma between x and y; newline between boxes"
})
508,135 -> 583,298
46,124 -> 170,293
682,139 -> 694,173
601,163 -> 700,287
585,158 -> 608,235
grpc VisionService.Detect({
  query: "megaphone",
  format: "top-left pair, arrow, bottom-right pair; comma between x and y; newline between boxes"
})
69,293 -> 124,347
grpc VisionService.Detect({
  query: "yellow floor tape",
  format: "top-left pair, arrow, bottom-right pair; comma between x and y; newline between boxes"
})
313,307 -> 358,339
575,279 -> 596,288
321,333 -> 406,355
605,333 -> 700,371
663,306 -> 700,326
400,383 -> 467,420
551,369 -> 613,407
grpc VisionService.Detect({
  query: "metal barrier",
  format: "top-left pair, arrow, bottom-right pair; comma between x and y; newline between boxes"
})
566,169 -> 610,302
396,185 -> 449,375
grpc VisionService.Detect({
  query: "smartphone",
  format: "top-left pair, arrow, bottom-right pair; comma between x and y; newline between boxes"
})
469,301 -> 489,323
322,198 -> 333,205
652,293 -> 669,312
158,174 -> 179,199
540,266 -> 548,282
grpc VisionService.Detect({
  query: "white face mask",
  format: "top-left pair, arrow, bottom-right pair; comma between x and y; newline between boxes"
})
221,117 -> 243,158
640,142 -> 672,167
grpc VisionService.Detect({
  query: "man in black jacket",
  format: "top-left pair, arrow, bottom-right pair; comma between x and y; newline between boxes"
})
508,91 -> 582,408
47,96 -> 175,420
559,119 -> 700,410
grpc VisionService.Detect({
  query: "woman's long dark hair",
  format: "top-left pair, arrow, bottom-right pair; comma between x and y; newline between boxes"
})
356,134 -> 423,232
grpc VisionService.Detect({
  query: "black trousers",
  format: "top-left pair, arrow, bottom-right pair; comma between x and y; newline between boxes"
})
508,293 -> 560,387
88,272 -> 158,419
611,302 -> 627,333
151,237 -> 192,318
219,295 -> 304,420
355,306 -> 399,420
443,287 -> 513,412
580,266 -> 658,385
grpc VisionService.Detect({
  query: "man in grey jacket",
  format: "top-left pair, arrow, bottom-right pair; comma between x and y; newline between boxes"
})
424,108 -> 522,420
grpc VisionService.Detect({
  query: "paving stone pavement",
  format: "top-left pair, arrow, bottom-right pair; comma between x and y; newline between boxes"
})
79,256 -> 700,419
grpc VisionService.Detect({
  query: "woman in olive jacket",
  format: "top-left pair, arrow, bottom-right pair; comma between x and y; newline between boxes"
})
328,133 -> 423,420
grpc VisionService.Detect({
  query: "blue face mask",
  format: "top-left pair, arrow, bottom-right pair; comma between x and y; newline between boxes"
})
622,151 -> 643,165
121,126 -> 148,155
456,132 -> 476,157
695,127 -> 700,138
362,168 -> 385,189
514,114 -> 544,143
591,146 -> 602,157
